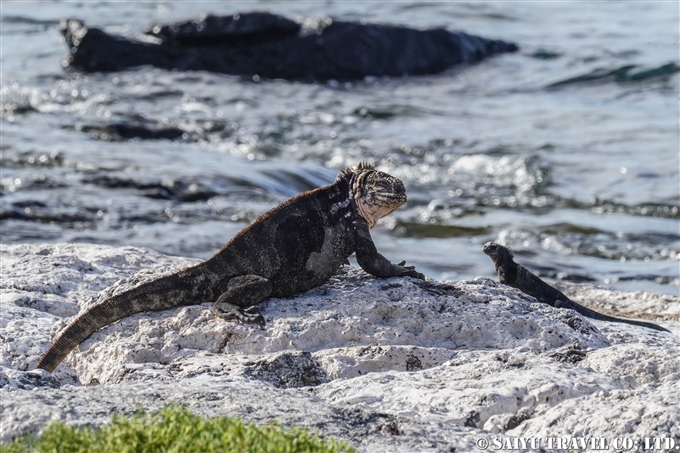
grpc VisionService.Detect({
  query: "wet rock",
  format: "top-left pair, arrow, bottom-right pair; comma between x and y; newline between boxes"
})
147,12 -> 301,47
59,12 -> 518,81
78,123 -> 185,141
59,18 -> 176,73
81,175 -> 216,202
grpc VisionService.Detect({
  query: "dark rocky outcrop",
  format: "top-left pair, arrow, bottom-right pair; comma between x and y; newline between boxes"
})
147,12 -> 301,47
59,12 -> 518,81
78,122 -> 185,141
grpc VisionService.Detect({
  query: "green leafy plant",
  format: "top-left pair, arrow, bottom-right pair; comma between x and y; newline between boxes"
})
0,405 -> 357,453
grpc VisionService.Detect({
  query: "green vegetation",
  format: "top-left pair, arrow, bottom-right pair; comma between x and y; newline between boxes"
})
392,220 -> 491,239
548,63 -> 680,87
0,405 -> 357,453
530,49 -> 561,60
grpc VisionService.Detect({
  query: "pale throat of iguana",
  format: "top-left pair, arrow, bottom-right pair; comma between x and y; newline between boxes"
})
354,193 -> 405,229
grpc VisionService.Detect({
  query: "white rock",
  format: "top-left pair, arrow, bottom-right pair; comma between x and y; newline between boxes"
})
1,243 -> 678,451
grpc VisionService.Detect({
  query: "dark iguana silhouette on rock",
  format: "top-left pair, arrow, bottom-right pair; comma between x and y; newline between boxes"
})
37,162 -> 424,372
483,242 -> 669,333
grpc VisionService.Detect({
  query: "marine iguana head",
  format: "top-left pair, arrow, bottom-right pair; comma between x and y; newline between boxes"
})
483,242 -> 515,267
343,162 -> 407,228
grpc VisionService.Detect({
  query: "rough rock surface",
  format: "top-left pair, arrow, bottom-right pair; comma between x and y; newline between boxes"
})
1,243 -> 678,451
59,12 -> 518,81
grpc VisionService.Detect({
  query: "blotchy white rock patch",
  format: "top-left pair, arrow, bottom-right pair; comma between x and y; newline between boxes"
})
554,281 -> 680,322
1,243 -> 678,451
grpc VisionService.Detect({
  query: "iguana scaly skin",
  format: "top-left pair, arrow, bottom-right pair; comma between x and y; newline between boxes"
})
37,162 -> 424,372
483,242 -> 669,332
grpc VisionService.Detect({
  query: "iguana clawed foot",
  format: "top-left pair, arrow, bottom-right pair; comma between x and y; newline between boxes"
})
394,260 -> 425,280
214,304 -> 266,328
212,274 -> 272,328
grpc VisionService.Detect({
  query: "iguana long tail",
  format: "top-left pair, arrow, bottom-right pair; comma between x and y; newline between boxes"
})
37,266 -> 211,372
556,298 -> 670,333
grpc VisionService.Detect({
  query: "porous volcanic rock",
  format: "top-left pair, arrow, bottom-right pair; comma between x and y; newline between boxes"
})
1,243 -> 678,451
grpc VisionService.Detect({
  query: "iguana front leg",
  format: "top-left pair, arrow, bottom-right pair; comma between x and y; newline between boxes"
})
352,219 -> 425,279
213,274 -> 272,327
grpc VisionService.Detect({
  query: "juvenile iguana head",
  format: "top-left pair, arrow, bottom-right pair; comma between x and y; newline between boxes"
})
344,162 -> 407,228
483,241 -> 514,267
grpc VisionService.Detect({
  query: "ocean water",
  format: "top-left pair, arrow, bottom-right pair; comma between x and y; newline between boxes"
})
1,2 -> 678,296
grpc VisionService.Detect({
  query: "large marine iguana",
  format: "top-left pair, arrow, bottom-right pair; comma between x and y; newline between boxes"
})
482,242 -> 669,332
37,162 -> 424,372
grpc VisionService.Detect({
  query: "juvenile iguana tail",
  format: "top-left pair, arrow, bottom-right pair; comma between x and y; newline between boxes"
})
37,266 -> 210,372
555,297 -> 670,333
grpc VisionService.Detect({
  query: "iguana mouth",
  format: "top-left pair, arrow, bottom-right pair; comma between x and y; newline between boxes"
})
373,192 -> 407,204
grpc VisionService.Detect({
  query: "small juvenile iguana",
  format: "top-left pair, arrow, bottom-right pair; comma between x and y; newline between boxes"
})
37,162 -> 424,372
482,242 -> 669,332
